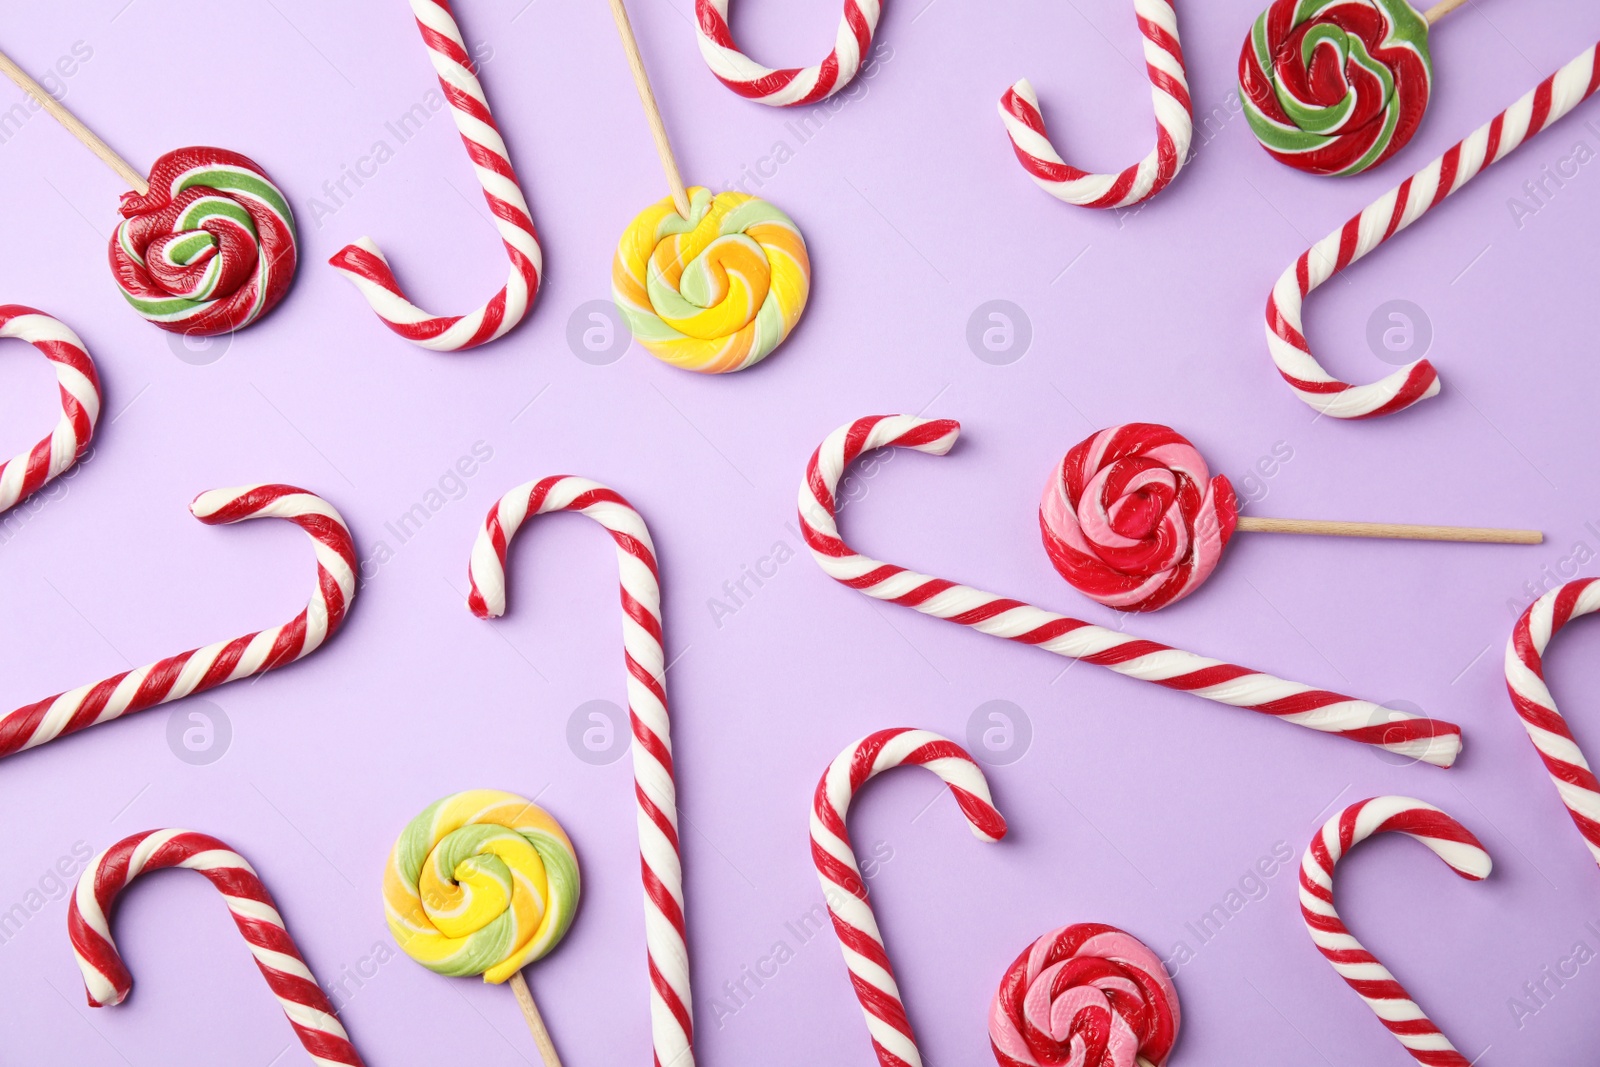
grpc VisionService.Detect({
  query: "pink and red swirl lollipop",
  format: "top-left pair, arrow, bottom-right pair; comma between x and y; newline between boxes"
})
1239,0 -> 1467,176
1042,423 -> 1541,612
0,49 -> 296,336
990,924 -> 1180,1067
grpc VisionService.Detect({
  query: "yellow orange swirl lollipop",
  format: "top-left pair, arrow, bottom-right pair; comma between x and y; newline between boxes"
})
385,790 -> 579,986
386,790 -> 579,1065
613,187 -> 809,373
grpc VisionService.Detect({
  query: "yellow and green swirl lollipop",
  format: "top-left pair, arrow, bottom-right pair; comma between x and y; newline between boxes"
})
385,790 -> 580,1064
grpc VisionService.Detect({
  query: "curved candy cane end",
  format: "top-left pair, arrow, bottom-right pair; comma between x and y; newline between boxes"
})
1395,725 -> 1462,770
1001,78 -> 1041,115
466,591 -> 498,620
916,418 -> 961,455
190,484 -> 267,521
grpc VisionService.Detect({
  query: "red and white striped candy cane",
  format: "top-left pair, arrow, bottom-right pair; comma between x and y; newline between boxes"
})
0,305 -> 100,515
1301,797 -> 1490,1067
69,829 -> 364,1066
1268,42 -> 1600,419
328,0 -> 541,351
997,0 -> 1192,209
695,0 -> 878,106
0,484 -> 356,758
466,476 -> 693,1067
799,415 -> 1463,767
813,728 -> 1007,1067
1506,577 -> 1600,868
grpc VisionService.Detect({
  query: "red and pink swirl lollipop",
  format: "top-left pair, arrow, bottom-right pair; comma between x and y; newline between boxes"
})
990,924 -> 1180,1067
0,49 -> 296,336
1042,423 -> 1540,612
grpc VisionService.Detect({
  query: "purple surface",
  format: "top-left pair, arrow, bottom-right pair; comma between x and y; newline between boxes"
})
1,0 -> 1599,1063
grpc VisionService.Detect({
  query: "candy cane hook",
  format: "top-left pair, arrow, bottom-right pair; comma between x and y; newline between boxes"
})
1301,797 -> 1490,1066
0,484 -> 356,757
799,415 -> 1463,767
466,476 -> 693,1067
813,728 -> 1007,1067
694,0 -> 879,107
1268,42 -> 1600,419
997,0 -> 1193,209
1507,578 -> 1600,869
328,0 -> 542,351
0,306 -> 100,516
69,830 -> 365,1066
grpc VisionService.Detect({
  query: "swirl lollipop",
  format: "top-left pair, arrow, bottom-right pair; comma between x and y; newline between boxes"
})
1042,423 -> 1541,612
990,924 -> 1180,1067
1239,0 -> 1468,176
605,0 -> 810,373
0,50 -> 296,335
386,790 -> 580,1066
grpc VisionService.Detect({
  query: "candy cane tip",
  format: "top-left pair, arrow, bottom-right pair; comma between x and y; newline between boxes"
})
923,419 -> 961,453
189,486 -> 244,518
1005,78 -> 1038,106
327,236 -> 383,267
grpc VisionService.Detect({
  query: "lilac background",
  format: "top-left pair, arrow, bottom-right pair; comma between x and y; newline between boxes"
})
1,0 -> 1598,1063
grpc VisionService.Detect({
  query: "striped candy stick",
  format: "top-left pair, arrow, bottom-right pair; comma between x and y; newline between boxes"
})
467,476 -> 693,1067
1268,42 -> 1600,419
329,0 -> 542,351
0,306 -> 99,515
69,830 -> 364,1066
813,728 -> 1007,1067
799,415 -> 1464,767
695,0 -> 879,107
0,485 -> 357,758
1506,578 -> 1600,868
1301,797 -> 1490,1066
997,0 -> 1192,209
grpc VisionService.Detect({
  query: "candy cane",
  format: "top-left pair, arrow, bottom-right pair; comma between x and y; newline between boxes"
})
1268,41 -> 1600,419
997,0 -> 1192,209
813,728 -> 1007,1067
328,0 -> 541,351
467,476 -> 692,1067
0,306 -> 99,516
1301,797 -> 1490,1066
69,829 -> 364,1066
799,415 -> 1463,767
694,0 -> 878,107
1506,577 -> 1600,868
0,484 -> 356,758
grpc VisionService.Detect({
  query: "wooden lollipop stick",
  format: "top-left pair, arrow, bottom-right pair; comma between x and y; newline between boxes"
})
1237,516 -> 1542,545
604,0 -> 692,218
509,971 -> 565,1067
1423,0 -> 1470,24
0,47 -> 148,194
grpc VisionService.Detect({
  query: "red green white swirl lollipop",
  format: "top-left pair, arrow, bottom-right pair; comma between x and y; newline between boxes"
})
1042,423 -> 1541,612
1239,0 -> 1468,176
0,48 -> 296,336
